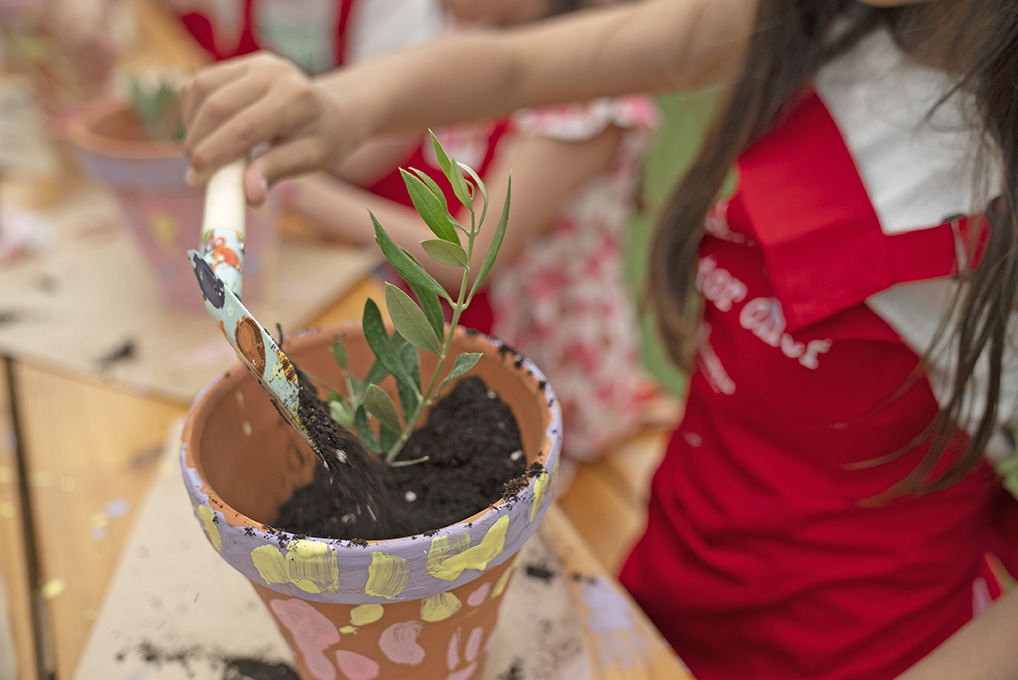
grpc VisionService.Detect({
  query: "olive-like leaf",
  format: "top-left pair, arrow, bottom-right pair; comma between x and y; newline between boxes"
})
422,239 -> 469,268
329,398 -> 355,428
460,163 -> 489,225
407,278 -> 446,342
354,405 -> 382,454
401,169 -> 460,244
471,176 -> 511,296
396,337 -> 421,415
385,283 -> 441,354
430,131 -> 472,208
331,337 -> 348,372
364,384 -> 402,432
371,212 -> 449,301
362,298 -> 417,388
379,423 -> 399,452
439,352 -> 482,392
411,168 -> 449,211
347,374 -> 365,401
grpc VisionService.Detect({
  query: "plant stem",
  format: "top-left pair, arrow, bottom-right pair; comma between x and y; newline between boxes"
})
384,201 -> 479,464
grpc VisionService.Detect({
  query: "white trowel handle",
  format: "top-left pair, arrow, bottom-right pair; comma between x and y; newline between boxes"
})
200,159 -> 247,296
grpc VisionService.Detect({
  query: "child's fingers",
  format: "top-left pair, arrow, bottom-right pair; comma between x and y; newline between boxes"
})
179,57 -> 260,128
183,83 -> 271,175
246,138 -> 333,201
186,86 -> 329,188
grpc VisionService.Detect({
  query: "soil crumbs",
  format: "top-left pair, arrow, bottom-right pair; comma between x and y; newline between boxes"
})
275,376 -> 542,541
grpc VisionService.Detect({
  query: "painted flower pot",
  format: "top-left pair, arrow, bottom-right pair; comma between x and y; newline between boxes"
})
67,94 -> 277,312
180,323 -> 562,679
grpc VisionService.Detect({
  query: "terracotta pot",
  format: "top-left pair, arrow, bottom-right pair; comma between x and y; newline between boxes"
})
181,323 -> 562,679
67,94 -> 278,312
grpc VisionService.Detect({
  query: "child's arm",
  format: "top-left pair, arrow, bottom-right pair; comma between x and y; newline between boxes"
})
181,0 -> 752,203
279,123 -> 625,292
894,587 -> 1018,680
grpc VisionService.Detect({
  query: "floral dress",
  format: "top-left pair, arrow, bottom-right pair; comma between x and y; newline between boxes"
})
489,97 -> 658,463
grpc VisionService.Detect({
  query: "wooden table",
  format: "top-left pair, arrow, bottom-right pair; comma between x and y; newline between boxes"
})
0,1 -> 684,677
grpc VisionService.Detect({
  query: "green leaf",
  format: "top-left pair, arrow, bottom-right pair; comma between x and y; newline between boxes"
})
460,163 -> 489,225
364,384 -> 403,432
331,338 -> 348,372
379,423 -> 399,452
472,176 -> 511,296
347,374 -> 366,402
411,168 -> 449,211
430,131 -> 472,208
362,298 -> 417,388
439,353 -> 482,392
385,283 -> 442,354
421,239 -> 469,268
329,398 -> 355,428
354,405 -> 382,454
400,169 -> 461,244
396,339 -> 421,414
406,279 -> 446,342
362,360 -> 388,387
371,212 -> 450,301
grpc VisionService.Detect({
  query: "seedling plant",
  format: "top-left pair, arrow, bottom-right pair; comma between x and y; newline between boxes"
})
323,132 -> 510,467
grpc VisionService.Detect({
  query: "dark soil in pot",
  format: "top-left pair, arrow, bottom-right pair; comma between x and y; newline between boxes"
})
273,376 -> 541,541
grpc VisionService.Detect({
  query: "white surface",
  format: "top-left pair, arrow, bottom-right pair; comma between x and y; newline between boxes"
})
0,188 -> 380,404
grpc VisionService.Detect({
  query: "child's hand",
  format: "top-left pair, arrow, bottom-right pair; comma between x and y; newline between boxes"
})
181,52 -> 354,205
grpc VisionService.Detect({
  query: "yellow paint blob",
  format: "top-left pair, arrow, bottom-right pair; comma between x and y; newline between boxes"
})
242,421 -> 252,436
339,626 -> 357,634
426,515 -> 510,582
197,504 -> 223,551
251,541 -> 340,595
365,553 -> 409,599
252,544 -> 290,584
350,603 -> 385,626
420,592 -> 461,622
529,468 -> 551,522
492,562 -> 515,598
288,539 -> 341,594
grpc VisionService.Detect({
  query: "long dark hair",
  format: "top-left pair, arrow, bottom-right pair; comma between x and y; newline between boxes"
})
648,0 -> 1018,495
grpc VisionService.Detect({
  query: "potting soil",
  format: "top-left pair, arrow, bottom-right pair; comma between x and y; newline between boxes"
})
276,376 -> 540,541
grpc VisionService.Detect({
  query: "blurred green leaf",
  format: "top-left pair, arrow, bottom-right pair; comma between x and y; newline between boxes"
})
472,176 -> 510,295
364,384 -> 402,432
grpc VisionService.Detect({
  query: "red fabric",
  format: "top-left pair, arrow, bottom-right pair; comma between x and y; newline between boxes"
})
619,89 -> 1014,680
176,0 -> 356,65
737,92 -> 988,333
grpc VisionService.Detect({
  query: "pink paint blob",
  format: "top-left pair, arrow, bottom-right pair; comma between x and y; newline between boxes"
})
378,621 -> 425,665
465,627 -> 484,663
466,582 -> 490,607
269,598 -> 340,680
447,628 -> 461,670
335,650 -> 381,680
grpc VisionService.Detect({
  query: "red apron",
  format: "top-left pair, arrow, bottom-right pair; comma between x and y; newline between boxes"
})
619,91 -> 1015,679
